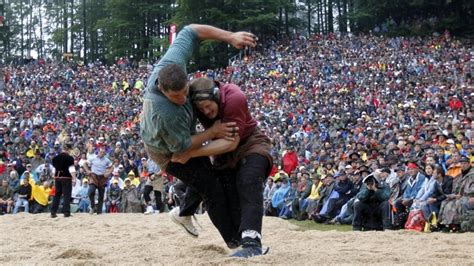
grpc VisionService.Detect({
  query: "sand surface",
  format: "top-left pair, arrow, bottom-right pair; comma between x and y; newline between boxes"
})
0,213 -> 473,265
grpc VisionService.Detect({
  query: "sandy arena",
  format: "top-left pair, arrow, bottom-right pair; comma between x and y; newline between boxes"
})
0,213 -> 473,265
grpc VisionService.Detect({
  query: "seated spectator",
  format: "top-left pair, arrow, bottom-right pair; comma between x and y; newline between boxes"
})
416,165 -> 452,221
127,171 -> 140,188
278,178 -> 298,218
439,156 -> 473,231
0,179 -> 14,214
107,179 -> 122,213
13,177 -> 32,214
77,178 -> 90,212
266,177 -> 291,216
330,171 -> 364,225
29,179 -> 51,214
352,174 -> 391,231
393,162 -> 426,224
291,173 -> 315,220
310,174 -> 336,222
324,171 -> 354,221
263,177 -> 275,211
121,178 -> 141,213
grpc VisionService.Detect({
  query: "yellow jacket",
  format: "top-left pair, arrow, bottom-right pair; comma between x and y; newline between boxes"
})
29,179 -> 51,206
307,182 -> 323,200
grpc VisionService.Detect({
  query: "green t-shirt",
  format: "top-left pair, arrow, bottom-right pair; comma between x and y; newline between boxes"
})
140,26 -> 198,168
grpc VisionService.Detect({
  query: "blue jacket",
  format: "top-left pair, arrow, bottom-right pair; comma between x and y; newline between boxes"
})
403,172 -> 426,200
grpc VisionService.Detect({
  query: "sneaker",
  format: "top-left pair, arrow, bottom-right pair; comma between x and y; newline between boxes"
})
51,213 -> 57,218
169,207 -> 199,237
144,205 -> 154,215
89,207 -> 95,215
231,238 -> 263,258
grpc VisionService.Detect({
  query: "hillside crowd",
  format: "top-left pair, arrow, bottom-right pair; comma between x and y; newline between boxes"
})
0,31 -> 473,231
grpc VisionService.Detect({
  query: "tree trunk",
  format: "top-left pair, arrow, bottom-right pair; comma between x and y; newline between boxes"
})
70,0 -> 74,55
20,0 -> 24,58
328,0 -> 334,33
307,0 -> 312,36
279,6 -> 283,35
348,0 -> 354,32
343,0 -> 348,33
83,0 -> 87,64
38,0 -> 44,58
284,3 -> 289,36
317,0 -> 324,34
63,0 -> 68,54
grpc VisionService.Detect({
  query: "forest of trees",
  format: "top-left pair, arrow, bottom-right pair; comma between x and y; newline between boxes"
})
0,0 -> 472,68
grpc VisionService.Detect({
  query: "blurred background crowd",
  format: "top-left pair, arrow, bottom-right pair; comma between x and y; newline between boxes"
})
0,32 -> 473,231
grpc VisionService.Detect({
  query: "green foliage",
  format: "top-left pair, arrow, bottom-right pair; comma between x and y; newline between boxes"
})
2,0 -> 472,65
350,0 -> 474,36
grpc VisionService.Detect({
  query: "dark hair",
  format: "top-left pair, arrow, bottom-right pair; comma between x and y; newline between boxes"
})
189,77 -> 220,103
433,164 -> 444,177
157,64 -> 187,92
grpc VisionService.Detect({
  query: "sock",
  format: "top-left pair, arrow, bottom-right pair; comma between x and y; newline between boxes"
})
242,230 -> 262,240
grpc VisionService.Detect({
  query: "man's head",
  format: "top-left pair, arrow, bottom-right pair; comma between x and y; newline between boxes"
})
460,156 -> 471,171
189,78 -> 220,119
158,64 -> 188,106
407,162 -> 418,176
98,147 -> 106,158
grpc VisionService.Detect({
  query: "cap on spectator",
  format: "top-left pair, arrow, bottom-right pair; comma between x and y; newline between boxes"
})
127,171 -> 135,177
112,179 -> 119,184
345,165 -> 352,170
82,178 -> 89,183
141,157 -> 147,161
459,156 -> 470,163
446,139 -> 455,144
362,174 -> 379,184
407,162 -> 418,169
118,164 -> 124,169
334,172 -> 344,178
124,178 -> 131,183
115,142 -> 121,146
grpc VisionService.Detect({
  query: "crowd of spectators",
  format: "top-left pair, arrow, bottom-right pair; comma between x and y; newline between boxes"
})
0,31 -> 473,231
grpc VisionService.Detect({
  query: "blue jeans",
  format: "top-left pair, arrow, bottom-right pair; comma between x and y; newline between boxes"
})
13,198 -> 29,214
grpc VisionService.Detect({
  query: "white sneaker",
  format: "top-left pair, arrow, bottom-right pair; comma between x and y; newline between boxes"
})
169,207 -> 199,237
144,205 -> 154,215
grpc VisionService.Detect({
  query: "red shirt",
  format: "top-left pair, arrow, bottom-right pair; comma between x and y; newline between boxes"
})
199,83 -> 257,141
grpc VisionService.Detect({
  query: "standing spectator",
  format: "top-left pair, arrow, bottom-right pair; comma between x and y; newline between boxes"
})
50,143 -> 76,218
84,147 -> 113,214
144,172 -> 165,214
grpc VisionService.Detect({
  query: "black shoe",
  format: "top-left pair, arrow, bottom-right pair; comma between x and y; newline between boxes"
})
64,213 -> 72,218
231,237 -> 262,258
226,239 -> 241,249
51,213 -> 57,218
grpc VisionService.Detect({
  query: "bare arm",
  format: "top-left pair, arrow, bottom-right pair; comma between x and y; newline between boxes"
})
172,137 -> 240,164
187,120 -> 238,152
191,137 -> 240,158
189,24 -> 257,49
